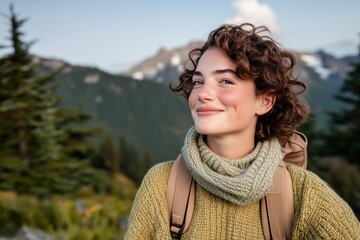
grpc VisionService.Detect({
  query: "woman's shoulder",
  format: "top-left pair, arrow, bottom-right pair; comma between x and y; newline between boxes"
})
287,164 -> 360,238
286,164 -> 345,198
128,160 -> 175,216
286,163 -> 347,207
145,161 -> 173,178
126,160 -> 175,239
286,164 -> 321,187
140,160 -> 174,188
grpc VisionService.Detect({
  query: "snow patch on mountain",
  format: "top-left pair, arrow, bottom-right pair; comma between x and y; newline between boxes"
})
84,73 -> 100,84
62,66 -> 73,73
132,71 -> 144,80
301,54 -> 333,80
124,41 -> 204,82
171,54 -> 181,66
132,62 -> 167,80
157,62 -> 165,70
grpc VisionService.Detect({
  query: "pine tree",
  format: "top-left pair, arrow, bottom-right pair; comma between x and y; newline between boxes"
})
118,137 -> 143,185
48,108 -> 109,195
0,5 -> 34,166
96,132 -> 118,174
143,149 -> 154,172
0,5 -> 61,192
326,40 -> 360,167
298,114 -> 322,158
0,5 -> 109,196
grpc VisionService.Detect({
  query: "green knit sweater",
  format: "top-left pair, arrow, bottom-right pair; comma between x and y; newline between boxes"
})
125,161 -> 360,239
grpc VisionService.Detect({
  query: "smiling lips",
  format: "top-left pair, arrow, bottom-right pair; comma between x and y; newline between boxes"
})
196,106 -> 224,116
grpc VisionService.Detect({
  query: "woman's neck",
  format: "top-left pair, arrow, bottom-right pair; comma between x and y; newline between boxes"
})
205,133 -> 255,159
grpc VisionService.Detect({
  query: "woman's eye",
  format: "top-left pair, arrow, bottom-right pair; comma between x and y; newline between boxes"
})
192,80 -> 203,86
221,79 -> 234,84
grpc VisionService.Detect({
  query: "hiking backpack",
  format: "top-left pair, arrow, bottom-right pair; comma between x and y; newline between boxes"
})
167,131 -> 307,240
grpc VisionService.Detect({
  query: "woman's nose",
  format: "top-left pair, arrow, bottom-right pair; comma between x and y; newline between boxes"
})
197,83 -> 215,102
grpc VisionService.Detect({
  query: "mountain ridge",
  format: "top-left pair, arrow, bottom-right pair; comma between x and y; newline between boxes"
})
122,41 -> 357,84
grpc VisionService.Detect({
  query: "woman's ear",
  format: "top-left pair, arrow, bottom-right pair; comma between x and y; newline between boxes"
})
256,92 -> 276,116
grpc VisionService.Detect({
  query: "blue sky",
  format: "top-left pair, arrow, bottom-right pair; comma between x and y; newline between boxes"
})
0,0 -> 359,73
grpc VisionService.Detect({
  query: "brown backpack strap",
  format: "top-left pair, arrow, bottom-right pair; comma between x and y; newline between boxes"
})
281,131 -> 308,168
261,161 -> 294,240
167,155 -> 195,239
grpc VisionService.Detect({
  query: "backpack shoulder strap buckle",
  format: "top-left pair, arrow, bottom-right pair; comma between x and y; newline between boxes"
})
167,155 -> 195,239
170,222 -> 184,239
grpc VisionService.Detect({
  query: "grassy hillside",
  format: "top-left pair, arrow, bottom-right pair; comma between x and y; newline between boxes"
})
40,62 -> 193,163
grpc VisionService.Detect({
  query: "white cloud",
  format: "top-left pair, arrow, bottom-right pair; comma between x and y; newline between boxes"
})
226,0 -> 279,34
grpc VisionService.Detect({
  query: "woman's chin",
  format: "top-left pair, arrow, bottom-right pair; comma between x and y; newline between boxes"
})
194,125 -> 221,136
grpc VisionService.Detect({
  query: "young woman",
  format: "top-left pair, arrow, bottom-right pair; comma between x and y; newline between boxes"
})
125,23 -> 360,239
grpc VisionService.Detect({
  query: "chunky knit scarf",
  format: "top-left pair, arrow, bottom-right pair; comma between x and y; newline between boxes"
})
182,127 -> 283,205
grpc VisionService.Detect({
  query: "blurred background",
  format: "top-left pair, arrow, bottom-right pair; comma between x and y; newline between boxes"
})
0,0 -> 359,239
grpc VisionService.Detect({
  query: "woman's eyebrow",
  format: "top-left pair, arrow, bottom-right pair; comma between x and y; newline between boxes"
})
213,69 -> 237,75
193,69 -> 237,77
193,71 -> 203,77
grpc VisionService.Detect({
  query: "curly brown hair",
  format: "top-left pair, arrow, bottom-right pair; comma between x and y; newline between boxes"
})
170,23 -> 309,142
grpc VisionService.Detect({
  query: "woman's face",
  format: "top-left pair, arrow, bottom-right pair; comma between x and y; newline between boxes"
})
188,47 -> 267,139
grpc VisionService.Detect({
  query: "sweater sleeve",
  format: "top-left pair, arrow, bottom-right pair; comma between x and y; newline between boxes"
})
125,161 -> 173,240
289,165 -> 360,239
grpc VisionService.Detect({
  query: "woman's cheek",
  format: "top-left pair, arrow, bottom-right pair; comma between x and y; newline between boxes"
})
188,91 -> 197,108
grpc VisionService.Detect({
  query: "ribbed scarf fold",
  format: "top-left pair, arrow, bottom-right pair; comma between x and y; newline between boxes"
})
181,126 -> 283,205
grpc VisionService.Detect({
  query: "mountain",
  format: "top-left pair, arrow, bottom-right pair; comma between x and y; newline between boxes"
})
122,42 -> 358,128
32,56 -> 193,164
31,44 -> 358,164
125,41 -> 204,83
